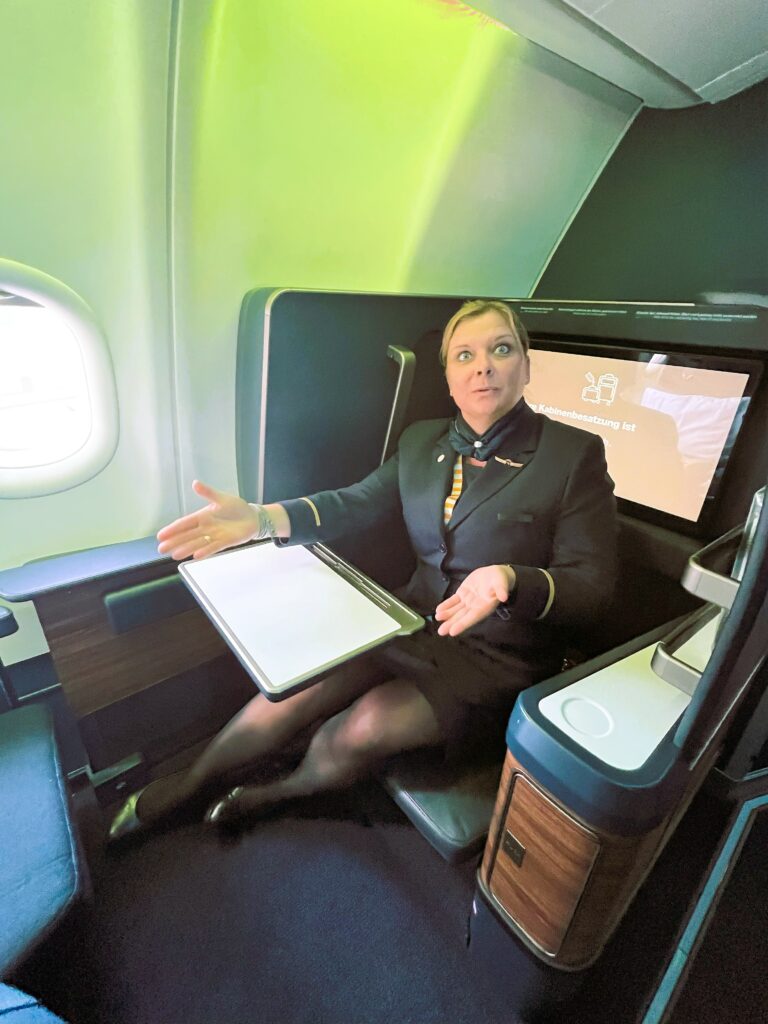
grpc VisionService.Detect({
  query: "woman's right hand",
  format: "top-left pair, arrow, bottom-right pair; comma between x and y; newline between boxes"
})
157,480 -> 260,561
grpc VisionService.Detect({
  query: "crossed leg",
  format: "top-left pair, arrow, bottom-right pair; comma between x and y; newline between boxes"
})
132,656 -> 392,826
208,677 -> 442,825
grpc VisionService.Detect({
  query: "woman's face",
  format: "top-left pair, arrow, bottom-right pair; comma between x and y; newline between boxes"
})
444,311 -> 530,434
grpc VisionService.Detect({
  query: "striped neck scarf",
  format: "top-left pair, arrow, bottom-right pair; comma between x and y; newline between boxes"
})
443,454 -> 464,524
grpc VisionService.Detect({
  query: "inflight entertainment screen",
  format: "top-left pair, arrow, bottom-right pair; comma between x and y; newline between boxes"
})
524,344 -> 760,524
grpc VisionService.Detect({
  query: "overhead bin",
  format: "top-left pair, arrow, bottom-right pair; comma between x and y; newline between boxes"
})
466,0 -> 768,106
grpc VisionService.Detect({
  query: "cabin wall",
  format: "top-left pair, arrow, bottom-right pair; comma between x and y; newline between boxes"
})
169,0 -> 638,498
0,0 -> 177,662
1,0 -> 639,665
535,79 -> 768,301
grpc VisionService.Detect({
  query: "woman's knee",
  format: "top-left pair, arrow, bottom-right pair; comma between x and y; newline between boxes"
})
337,702 -> 386,756
232,667 -> 359,731
333,682 -> 440,757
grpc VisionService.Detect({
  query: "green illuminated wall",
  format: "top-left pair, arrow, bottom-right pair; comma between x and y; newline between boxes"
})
178,0 -> 515,293
0,0 -> 176,662
0,0 -> 639,662
171,0 -> 638,490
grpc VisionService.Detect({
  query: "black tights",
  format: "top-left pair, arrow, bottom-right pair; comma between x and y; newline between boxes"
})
136,658 -> 442,823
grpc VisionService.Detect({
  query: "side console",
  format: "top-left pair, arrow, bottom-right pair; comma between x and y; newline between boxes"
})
477,614 -> 710,969
473,490 -> 767,987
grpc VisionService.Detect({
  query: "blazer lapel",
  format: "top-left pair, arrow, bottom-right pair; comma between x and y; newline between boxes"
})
405,429 -> 455,541
446,407 -> 543,531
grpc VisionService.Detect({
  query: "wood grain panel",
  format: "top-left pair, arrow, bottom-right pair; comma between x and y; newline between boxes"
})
557,817 -> 665,964
35,562 -> 228,716
479,746 -> 720,967
488,774 -> 600,956
480,748 -> 515,882
558,740 -> 717,966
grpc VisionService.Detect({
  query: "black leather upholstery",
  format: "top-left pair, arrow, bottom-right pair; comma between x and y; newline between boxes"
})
0,705 -> 81,976
0,606 -> 18,639
380,753 -> 502,863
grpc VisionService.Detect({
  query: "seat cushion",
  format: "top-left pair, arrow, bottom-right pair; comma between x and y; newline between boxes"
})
0,705 -> 80,976
381,754 -> 502,863
0,984 -> 68,1022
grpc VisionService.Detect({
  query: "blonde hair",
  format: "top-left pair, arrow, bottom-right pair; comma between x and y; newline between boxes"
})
440,300 -> 529,366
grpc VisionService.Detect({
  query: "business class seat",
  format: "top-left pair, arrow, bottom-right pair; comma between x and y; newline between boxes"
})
375,327 -> 703,862
379,614 -> 690,863
0,608 -> 79,1024
383,494 -> 762,886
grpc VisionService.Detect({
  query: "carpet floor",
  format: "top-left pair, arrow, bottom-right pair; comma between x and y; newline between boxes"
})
21,777 -> 734,1024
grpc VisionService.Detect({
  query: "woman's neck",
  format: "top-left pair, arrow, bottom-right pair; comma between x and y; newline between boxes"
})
461,414 -> 494,436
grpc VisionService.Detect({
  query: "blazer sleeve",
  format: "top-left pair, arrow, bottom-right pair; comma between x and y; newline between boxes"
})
278,454 -> 402,545
507,433 -> 618,627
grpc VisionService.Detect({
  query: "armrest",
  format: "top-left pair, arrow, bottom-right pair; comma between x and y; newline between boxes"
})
0,536 -> 168,602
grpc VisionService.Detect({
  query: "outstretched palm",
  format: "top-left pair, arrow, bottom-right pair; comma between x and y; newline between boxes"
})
434,565 -> 514,637
156,480 -> 257,560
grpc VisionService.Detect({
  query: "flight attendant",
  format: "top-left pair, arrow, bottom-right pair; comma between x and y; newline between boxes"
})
110,300 -> 617,838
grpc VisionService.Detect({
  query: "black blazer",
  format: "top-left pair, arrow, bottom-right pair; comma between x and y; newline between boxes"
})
282,403 -> 617,668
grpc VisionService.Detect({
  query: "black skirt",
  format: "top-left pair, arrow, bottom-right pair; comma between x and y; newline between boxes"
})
374,626 -> 557,762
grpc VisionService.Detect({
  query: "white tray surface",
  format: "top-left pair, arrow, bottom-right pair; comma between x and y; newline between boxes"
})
539,644 -> 692,770
182,544 -> 401,690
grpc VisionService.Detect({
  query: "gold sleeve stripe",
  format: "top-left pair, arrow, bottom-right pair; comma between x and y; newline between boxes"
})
535,568 -> 555,620
443,454 -> 464,524
300,496 -> 321,526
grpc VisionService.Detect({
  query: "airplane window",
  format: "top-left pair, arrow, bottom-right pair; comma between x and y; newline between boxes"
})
0,261 -> 118,498
0,299 -> 92,467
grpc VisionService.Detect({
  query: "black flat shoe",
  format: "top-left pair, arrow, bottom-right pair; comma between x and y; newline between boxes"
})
108,787 -> 149,843
204,786 -> 245,828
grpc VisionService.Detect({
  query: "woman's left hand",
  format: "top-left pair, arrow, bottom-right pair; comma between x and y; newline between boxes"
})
434,565 -> 515,637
